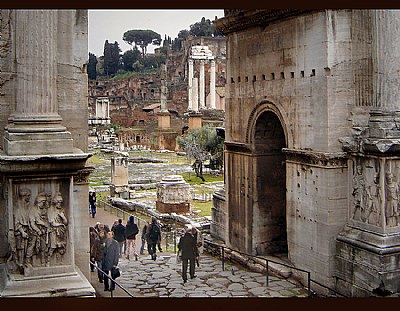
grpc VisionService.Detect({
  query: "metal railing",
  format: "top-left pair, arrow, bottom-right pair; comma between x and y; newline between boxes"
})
203,239 -> 345,297
90,261 -> 134,298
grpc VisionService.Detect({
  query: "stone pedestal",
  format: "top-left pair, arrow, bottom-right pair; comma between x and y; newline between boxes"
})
158,111 -> 171,129
188,112 -> 203,130
156,175 -> 191,214
110,157 -> 129,198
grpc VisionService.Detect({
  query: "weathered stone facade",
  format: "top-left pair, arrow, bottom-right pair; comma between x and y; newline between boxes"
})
0,10 -> 93,297
216,9 -> 400,296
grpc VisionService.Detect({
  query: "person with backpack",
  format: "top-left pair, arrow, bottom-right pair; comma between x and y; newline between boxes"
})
125,215 -> 139,261
140,221 -> 148,255
112,219 -> 126,257
146,216 -> 161,261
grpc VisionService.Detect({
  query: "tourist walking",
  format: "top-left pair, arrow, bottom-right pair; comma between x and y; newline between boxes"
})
89,227 -> 97,272
89,191 -> 96,218
146,217 -> 161,261
178,225 -> 197,283
125,216 -> 139,260
192,226 -> 204,267
102,231 -> 120,292
112,219 -> 126,257
91,230 -> 106,283
140,221 -> 148,255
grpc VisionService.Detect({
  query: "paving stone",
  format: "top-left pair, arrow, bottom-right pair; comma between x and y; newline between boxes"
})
231,292 -> 249,297
244,281 -> 262,289
228,283 -> 244,291
249,287 -> 268,296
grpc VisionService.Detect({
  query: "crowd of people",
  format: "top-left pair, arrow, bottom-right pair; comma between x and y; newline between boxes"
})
89,213 -> 205,289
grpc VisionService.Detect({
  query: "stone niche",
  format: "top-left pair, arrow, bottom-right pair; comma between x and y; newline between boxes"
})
156,175 -> 191,213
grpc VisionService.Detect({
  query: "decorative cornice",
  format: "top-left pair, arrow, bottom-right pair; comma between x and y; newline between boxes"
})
215,9 -> 317,35
283,148 -> 348,167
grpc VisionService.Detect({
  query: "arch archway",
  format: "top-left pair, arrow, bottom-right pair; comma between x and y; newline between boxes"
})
252,110 -> 288,255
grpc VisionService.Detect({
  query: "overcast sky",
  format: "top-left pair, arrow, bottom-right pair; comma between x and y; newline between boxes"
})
88,9 -> 225,57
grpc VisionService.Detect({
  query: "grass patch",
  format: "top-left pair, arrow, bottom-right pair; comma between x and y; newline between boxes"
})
180,172 -> 224,185
191,200 -> 212,217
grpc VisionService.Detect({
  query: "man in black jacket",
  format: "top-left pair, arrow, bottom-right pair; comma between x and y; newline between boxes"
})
112,218 -> 126,257
125,215 -> 139,260
178,224 -> 197,283
102,231 -> 120,291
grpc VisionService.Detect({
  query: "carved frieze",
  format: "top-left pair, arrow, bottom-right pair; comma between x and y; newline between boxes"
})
8,182 -> 69,275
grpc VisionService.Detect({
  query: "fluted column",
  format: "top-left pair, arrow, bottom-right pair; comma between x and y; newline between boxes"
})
188,59 -> 193,110
199,60 -> 205,109
192,77 -> 199,112
12,10 -> 61,124
210,60 -> 216,109
371,10 -> 400,111
160,64 -> 168,112
4,10 -> 73,156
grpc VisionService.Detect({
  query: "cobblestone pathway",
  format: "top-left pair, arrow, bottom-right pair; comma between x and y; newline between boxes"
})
89,206 -> 309,298
91,252 -> 308,298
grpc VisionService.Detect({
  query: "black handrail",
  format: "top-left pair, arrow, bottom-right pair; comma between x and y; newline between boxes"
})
90,261 -> 134,298
204,239 -> 344,297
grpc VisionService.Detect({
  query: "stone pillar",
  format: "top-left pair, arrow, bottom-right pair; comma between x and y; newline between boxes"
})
160,64 -> 168,112
192,77 -> 199,112
0,10 -> 94,297
188,59 -> 193,111
336,10 -> 400,296
210,60 -> 216,110
199,60 -> 205,110
4,10 -> 73,156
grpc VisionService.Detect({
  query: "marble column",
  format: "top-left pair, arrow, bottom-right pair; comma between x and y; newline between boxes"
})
199,60 -> 205,109
210,60 -> 216,109
192,77 -> 199,112
188,59 -> 193,110
4,10 -> 73,156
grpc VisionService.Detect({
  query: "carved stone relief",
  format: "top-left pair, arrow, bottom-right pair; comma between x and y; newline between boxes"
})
351,158 -> 400,228
8,183 -> 69,274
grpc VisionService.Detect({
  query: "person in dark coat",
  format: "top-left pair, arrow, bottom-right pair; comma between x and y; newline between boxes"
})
146,217 -> 161,261
89,227 -> 97,272
125,215 -> 139,260
91,230 -> 106,283
102,231 -> 120,291
140,221 -> 148,255
89,191 -> 96,218
178,224 -> 197,283
112,218 -> 126,257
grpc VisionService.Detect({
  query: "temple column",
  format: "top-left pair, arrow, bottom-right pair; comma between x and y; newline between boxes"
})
210,60 -> 216,109
188,59 -> 193,110
192,77 -> 199,112
4,10 -> 73,156
199,60 -> 205,109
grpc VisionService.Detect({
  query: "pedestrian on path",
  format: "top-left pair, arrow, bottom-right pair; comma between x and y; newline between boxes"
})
89,191 -> 97,218
89,227 -> 97,272
125,216 -> 139,260
140,221 -> 148,255
192,226 -> 204,267
92,230 -> 106,283
178,224 -> 197,283
146,217 -> 161,261
112,218 -> 126,257
102,231 -> 120,292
